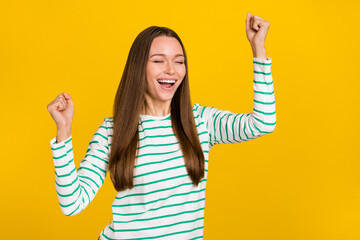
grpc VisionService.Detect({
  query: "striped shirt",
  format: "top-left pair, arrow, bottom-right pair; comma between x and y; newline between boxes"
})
50,57 -> 276,240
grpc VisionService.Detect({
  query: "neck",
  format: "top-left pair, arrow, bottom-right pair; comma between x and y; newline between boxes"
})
141,95 -> 171,117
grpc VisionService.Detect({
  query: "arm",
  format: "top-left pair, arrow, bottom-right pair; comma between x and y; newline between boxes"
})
195,56 -> 276,148
50,119 -> 110,216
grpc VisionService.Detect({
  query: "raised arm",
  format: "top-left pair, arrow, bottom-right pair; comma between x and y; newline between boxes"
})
49,120 -> 110,216
47,93 -> 110,216
193,55 -> 276,148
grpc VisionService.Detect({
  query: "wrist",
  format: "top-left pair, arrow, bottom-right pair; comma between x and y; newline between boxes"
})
252,49 -> 267,59
251,44 -> 267,59
56,121 -> 72,129
56,128 -> 72,144
57,125 -> 72,135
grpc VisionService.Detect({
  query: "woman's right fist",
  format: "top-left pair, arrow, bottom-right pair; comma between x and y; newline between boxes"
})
47,92 -> 74,127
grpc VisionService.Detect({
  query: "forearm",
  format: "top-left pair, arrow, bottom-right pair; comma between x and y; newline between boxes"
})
51,137 -> 87,216
251,44 -> 267,60
50,119 -> 110,216
251,57 -> 276,133
56,125 -> 72,143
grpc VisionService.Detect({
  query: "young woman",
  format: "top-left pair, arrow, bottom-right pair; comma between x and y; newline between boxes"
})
47,12 -> 276,240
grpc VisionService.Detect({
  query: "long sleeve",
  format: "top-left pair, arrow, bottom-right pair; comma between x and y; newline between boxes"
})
194,57 -> 276,149
49,118 -> 110,216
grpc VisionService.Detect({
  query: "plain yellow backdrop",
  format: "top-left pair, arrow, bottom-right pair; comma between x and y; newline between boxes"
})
1,0 -> 359,239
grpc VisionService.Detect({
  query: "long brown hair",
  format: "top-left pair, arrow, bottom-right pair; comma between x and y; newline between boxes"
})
109,26 -> 204,192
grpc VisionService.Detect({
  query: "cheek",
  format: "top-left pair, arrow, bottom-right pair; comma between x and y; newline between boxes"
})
180,68 -> 186,80
176,65 -> 186,77
146,66 -> 153,80
147,65 -> 162,80
146,71 -> 157,89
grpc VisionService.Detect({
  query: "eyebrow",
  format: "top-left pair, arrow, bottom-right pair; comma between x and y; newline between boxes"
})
150,54 -> 184,58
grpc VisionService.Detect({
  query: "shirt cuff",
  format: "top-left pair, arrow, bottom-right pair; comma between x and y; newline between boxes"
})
50,135 -> 72,149
253,56 -> 272,63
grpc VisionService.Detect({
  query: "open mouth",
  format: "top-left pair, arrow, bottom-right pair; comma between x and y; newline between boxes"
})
157,79 -> 176,88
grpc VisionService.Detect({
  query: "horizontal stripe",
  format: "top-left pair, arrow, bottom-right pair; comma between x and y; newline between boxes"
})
84,153 -> 109,164
188,236 -> 203,240
54,158 -> 74,169
135,149 -> 180,159
113,188 -> 205,207
79,159 -> 107,174
139,134 -> 175,141
112,198 -> 205,216
109,217 -> 204,232
137,142 -> 178,149
56,183 -> 80,198
253,60 -> 272,65
94,132 -> 107,140
253,108 -> 276,115
78,166 -> 104,183
89,141 -> 109,149
139,125 -> 172,132
102,226 -> 204,240
100,125 -> 113,129
55,167 -> 75,178
86,148 -> 107,155
79,179 -> 96,195
133,165 -> 185,178
135,155 -> 183,168
55,175 -> 78,187
253,116 -> 277,126
134,174 -> 190,187
140,116 -> 171,124
51,144 -> 65,151
54,137 -> 72,145
253,70 -> 271,75
116,179 -> 207,200
53,153 -> 67,160
59,187 -> 82,208
253,80 -> 273,85
65,203 -> 80,216
254,90 -> 274,95
113,207 -> 204,223
139,121 -> 205,133
78,175 -> 100,189
139,131 -> 207,141
252,122 -> 273,134
254,99 -> 275,105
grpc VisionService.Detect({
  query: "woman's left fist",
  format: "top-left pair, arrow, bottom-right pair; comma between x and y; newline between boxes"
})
245,12 -> 270,48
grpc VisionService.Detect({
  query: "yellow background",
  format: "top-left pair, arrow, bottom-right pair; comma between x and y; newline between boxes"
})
1,0 -> 359,239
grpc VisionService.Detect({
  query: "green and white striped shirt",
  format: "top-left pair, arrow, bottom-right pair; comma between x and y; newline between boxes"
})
50,57 -> 275,240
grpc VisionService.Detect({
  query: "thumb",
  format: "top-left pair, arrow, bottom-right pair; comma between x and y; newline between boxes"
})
245,12 -> 251,32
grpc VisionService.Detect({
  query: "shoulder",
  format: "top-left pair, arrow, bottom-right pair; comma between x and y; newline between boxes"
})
192,103 -> 217,120
104,117 -> 114,122
93,117 -> 113,145
103,117 -> 114,126
97,117 -> 114,134
192,103 -> 202,117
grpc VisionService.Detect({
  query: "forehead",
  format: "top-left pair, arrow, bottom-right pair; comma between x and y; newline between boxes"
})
149,36 -> 184,56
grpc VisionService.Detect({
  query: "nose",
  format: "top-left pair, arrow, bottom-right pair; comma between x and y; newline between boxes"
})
164,61 -> 175,74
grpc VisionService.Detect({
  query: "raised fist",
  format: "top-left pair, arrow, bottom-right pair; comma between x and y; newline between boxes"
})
47,92 -> 74,127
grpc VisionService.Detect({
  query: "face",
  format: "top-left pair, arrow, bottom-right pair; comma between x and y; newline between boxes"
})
145,36 -> 186,105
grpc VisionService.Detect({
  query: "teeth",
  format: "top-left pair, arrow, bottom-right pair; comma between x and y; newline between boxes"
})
158,79 -> 176,83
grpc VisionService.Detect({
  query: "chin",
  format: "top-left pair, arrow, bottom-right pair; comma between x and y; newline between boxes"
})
157,94 -> 175,102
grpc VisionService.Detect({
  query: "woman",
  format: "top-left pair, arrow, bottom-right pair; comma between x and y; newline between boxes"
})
47,12 -> 276,240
